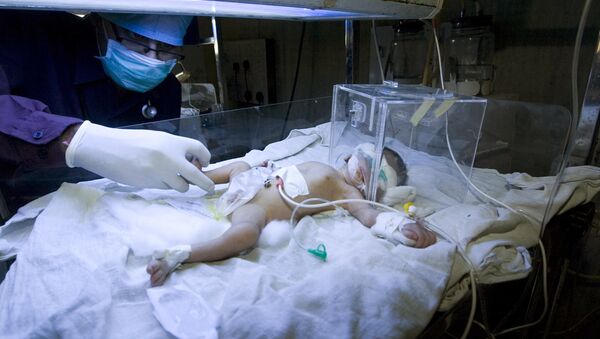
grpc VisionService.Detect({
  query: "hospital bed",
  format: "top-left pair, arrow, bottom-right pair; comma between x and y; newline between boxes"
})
2,92 -> 600,338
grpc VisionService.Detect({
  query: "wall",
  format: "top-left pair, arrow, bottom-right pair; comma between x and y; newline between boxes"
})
438,0 -> 600,110
180,0 -> 599,113
182,18 -> 347,109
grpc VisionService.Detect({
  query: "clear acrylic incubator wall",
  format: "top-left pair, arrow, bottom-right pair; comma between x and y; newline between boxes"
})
329,83 -> 487,205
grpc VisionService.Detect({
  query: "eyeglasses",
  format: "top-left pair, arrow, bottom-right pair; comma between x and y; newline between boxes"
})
116,31 -> 185,62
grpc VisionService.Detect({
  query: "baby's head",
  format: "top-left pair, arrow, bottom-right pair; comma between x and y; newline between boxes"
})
340,143 -> 408,200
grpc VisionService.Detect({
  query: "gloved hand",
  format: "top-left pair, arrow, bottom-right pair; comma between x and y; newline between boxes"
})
65,121 -> 214,192
147,245 -> 192,287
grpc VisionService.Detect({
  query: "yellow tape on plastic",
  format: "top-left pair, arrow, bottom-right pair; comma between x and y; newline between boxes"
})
434,99 -> 456,117
409,99 -> 435,126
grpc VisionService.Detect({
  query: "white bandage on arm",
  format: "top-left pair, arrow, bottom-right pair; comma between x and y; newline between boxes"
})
371,212 -> 416,247
153,244 -> 192,273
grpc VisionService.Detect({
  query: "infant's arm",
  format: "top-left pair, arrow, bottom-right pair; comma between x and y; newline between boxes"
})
202,161 -> 250,184
337,182 -> 380,227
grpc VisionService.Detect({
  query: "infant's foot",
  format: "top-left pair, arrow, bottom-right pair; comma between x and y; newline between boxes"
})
146,258 -> 171,287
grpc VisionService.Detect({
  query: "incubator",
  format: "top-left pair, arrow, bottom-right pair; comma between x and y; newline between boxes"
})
329,82 -> 487,204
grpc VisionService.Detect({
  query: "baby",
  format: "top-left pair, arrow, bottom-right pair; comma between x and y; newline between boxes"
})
147,148 -> 436,286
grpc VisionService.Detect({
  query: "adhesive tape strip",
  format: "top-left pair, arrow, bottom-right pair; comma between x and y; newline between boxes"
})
409,99 -> 435,127
434,99 -> 456,117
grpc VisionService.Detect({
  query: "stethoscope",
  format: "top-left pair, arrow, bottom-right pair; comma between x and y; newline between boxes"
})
141,100 -> 158,119
141,62 -> 190,119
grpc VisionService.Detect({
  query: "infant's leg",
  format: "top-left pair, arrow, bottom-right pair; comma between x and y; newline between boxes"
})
187,203 -> 267,263
147,203 -> 267,286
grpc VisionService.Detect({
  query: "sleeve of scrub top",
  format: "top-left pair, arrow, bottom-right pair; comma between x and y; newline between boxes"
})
0,95 -> 82,167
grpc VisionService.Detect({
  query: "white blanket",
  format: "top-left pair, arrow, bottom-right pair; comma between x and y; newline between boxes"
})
2,122 -> 600,338
0,182 -> 454,338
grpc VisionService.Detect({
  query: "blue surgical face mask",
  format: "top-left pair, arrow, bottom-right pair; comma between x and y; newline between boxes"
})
98,39 -> 176,93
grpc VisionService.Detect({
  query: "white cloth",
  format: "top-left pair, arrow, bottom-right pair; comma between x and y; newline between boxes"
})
272,165 -> 310,198
0,182 -> 453,338
3,122 -> 600,335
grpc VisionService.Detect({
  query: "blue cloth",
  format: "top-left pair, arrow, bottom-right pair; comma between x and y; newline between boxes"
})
99,13 -> 193,46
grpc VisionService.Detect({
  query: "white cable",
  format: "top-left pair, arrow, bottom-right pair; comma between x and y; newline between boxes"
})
432,23 -> 445,87
443,115 -> 542,226
539,0 -> 593,236
277,184 -> 478,339
371,20 -> 385,83
430,18 -> 541,227
571,0 -> 592,124
430,19 -> 544,338
498,6 -> 594,335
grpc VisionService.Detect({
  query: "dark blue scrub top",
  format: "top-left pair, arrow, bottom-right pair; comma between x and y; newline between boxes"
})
0,9 -> 182,128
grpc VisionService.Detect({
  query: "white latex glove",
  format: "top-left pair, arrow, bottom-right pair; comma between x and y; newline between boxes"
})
65,121 -> 214,192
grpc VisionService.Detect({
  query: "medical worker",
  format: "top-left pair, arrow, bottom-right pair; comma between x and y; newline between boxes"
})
0,10 -> 213,212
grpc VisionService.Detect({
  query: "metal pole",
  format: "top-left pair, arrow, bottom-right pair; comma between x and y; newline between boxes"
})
345,19 -> 354,84
211,16 -> 227,111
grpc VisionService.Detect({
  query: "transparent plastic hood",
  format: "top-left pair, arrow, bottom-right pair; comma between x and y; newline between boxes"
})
329,83 -> 487,205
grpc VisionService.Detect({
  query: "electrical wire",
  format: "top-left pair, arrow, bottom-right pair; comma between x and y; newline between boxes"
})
280,21 -> 307,140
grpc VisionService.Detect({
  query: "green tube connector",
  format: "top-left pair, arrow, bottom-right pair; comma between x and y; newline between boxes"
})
307,243 -> 327,262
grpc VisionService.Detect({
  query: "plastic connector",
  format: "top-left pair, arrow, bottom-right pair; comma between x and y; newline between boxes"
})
307,243 -> 327,262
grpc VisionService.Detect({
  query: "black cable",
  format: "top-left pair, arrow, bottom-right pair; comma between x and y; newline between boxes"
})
280,21 -> 306,140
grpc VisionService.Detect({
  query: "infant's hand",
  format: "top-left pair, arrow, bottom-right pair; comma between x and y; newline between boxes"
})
400,222 -> 436,248
190,157 -> 204,171
146,245 -> 191,287
146,258 -> 171,287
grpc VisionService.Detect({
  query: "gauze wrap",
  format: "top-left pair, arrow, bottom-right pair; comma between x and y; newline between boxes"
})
217,167 -> 273,216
